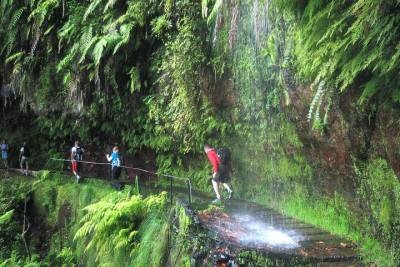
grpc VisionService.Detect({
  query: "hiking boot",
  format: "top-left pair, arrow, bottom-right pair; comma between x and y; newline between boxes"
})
228,190 -> 233,199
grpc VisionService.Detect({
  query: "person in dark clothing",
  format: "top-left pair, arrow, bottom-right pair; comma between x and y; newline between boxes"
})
71,141 -> 85,183
19,142 -> 30,175
204,144 -> 233,203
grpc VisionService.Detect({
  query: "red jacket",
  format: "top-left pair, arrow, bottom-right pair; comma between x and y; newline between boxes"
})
207,149 -> 220,173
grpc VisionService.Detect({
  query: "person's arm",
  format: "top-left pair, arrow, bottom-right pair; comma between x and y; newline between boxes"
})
106,153 -> 112,162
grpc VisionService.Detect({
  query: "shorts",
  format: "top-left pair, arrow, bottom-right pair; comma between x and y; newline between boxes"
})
21,156 -> 28,166
212,169 -> 230,183
71,161 -> 81,173
112,166 -> 121,180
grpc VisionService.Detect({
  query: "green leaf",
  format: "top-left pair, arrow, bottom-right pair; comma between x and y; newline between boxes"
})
92,38 -> 107,66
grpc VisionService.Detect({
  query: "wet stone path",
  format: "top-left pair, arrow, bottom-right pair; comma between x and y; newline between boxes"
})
175,189 -> 363,266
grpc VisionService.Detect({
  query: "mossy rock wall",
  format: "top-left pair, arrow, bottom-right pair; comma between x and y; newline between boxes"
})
209,1 -> 400,265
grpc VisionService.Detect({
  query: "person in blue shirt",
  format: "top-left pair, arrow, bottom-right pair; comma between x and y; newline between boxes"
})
1,140 -> 8,169
106,145 -> 122,180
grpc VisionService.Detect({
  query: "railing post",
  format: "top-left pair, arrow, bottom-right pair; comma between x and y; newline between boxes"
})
169,176 -> 173,204
186,179 -> 192,206
135,175 -> 140,195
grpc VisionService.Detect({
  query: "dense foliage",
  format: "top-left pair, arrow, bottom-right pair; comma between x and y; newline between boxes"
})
0,180 -> 31,262
0,0 -> 227,181
74,192 -> 168,266
274,0 -> 400,128
0,173 -> 193,266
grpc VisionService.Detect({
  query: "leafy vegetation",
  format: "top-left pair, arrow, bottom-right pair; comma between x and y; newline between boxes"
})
2,0 -> 400,266
273,0 -> 400,127
0,0 -> 225,183
74,192 -> 167,266
0,179 -> 31,261
0,172 -> 197,266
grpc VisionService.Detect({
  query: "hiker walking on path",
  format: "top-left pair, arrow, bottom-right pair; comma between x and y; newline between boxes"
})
106,145 -> 122,180
19,142 -> 30,175
204,144 -> 233,203
71,141 -> 85,183
1,140 -> 8,169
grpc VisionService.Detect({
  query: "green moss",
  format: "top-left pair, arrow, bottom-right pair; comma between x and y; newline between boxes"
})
253,183 -> 395,267
177,206 -> 191,238
131,214 -> 170,267
379,196 -> 394,233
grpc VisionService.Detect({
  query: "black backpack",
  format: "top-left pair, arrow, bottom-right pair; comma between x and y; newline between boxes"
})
22,146 -> 31,157
75,147 -> 84,161
216,147 -> 231,168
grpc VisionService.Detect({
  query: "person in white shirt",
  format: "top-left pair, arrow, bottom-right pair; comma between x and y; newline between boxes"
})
19,142 -> 30,175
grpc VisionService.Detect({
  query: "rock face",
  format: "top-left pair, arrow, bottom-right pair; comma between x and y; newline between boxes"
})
212,1 -> 400,263
285,83 -> 400,196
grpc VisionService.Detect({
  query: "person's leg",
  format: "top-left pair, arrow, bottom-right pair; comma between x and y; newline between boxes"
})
76,163 -> 81,181
112,167 -> 116,179
212,179 -> 221,199
3,153 -> 8,169
72,161 -> 77,176
222,183 -> 232,192
25,159 -> 29,175
115,167 -> 121,180
1,152 -> 5,168
222,183 -> 233,199
21,157 -> 26,174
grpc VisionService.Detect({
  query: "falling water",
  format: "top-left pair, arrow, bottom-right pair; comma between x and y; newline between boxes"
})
233,213 -> 301,249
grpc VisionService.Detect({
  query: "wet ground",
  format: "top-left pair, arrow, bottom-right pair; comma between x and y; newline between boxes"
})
196,203 -> 358,262
169,187 -> 362,266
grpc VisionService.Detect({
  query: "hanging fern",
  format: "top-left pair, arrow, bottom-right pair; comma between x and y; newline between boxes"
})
277,0 -> 400,105
8,7 -> 25,30
83,0 -> 103,22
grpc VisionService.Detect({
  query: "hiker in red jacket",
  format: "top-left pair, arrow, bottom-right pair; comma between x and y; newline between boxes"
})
204,144 -> 233,203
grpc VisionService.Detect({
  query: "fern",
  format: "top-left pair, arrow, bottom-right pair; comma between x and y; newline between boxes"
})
83,0 -> 103,22
0,210 -> 14,225
103,0 -> 117,13
73,193 -> 167,266
281,0 -> 400,105
57,43 -> 79,72
8,7 -> 25,30
113,24 -> 133,55
5,51 -> 24,63
92,38 -> 107,66
78,26 -> 95,62
207,0 -> 223,24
